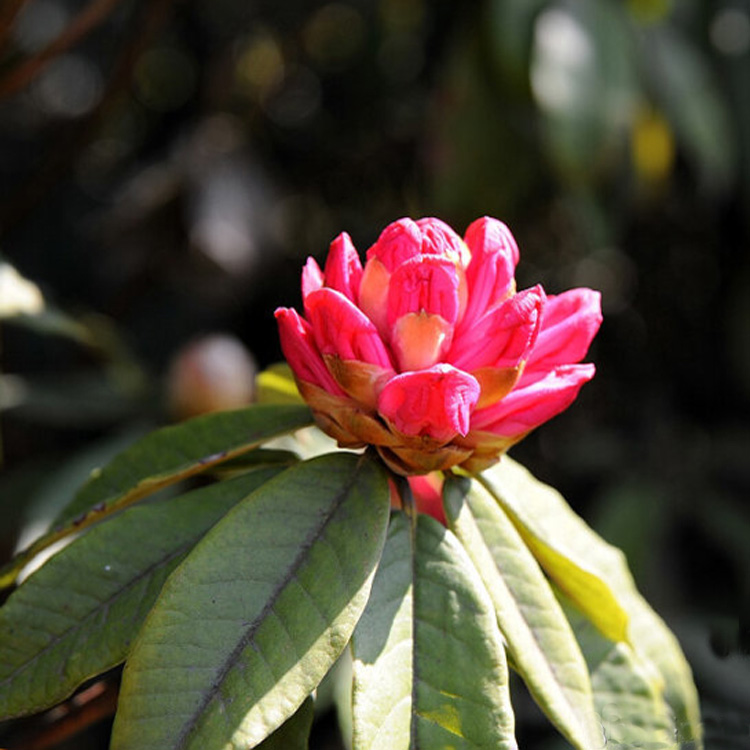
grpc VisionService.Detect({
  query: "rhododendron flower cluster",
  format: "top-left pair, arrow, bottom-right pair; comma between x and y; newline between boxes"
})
275,217 -> 601,475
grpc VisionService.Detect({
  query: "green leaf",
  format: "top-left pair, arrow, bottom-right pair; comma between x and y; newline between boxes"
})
0,468 -> 283,720
351,511 -> 516,750
647,26 -> 735,190
206,448 -> 300,478
560,594 -> 675,750
0,404 -> 313,590
256,695 -> 313,750
443,475 -> 601,750
530,0 -> 639,179
62,404 -> 312,524
486,0 -> 549,87
622,595 -> 703,747
479,457 -> 629,643
110,452 -> 390,750
480,457 -> 702,747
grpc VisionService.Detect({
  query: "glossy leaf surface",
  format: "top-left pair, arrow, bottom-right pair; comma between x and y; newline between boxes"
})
0,404 -> 312,589
111,452 -> 390,750
479,457 -> 629,642
352,511 -> 516,750
561,595 -> 675,750
0,468 -> 283,720
481,457 -> 702,747
443,475 -> 601,750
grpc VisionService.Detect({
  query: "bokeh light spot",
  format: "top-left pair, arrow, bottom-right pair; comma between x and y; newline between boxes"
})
235,30 -> 285,102
303,3 -> 366,70
32,54 -> 103,118
711,8 -> 750,57
632,108 -> 675,183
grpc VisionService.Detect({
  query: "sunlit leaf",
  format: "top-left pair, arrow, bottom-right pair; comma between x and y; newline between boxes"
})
110,452 -> 390,750
256,695 -> 314,750
63,404 -> 312,523
443,475 -> 601,750
0,260 -> 45,318
0,468 -> 283,720
351,511 -> 516,750
481,456 -> 702,747
256,362 -> 304,405
560,594 -> 676,750
0,404 -> 313,590
479,457 -> 629,643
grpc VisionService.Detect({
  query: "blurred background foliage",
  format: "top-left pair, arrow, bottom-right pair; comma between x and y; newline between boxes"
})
1,0 -> 749,747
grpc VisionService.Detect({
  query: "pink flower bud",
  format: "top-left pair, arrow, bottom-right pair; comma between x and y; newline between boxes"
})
276,216 -> 601,476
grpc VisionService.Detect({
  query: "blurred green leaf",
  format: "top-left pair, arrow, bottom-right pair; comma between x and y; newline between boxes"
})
530,0 -> 639,180
0,468 -> 282,720
646,26 -> 736,190
428,34 -> 542,220
0,404 -> 313,590
110,452 -> 390,750
486,0 -> 549,87
9,427 -> 150,554
0,374 -> 146,427
351,511 -> 516,750
443,475 -> 601,750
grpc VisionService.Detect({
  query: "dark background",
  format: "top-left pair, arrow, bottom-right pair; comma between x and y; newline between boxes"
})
1,0 -> 749,747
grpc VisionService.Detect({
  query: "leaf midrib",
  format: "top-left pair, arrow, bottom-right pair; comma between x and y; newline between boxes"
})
173,456 -> 366,750
0,525 -> 201,697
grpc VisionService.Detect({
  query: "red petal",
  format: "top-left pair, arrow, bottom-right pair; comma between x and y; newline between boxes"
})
324,232 -> 363,304
449,286 -> 544,370
387,255 -> 462,327
306,288 -> 394,369
378,364 -> 480,443
365,218 -> 422,271
416,217 -> 470,266
301,257 -> 324,303
459,217 -> 519,331
471,364 -> 595,435
526,289 -> 602,371
275,307 -> 346,396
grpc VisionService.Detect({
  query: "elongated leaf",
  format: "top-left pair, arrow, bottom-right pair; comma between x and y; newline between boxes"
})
530,0 -> 638,178
0,468 -> 283,720
111,452 -> 390,750
256,695 -> 313,750
352,512 -> 516,750
481,457 -> 702,747
0,404 -> 313,590
479,458 -> 629,643
612,583 -> 703,747
647,27 -> 735,189
443,475 -> 601,750
62,404 -> 312,522
560,595 -> 675,750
